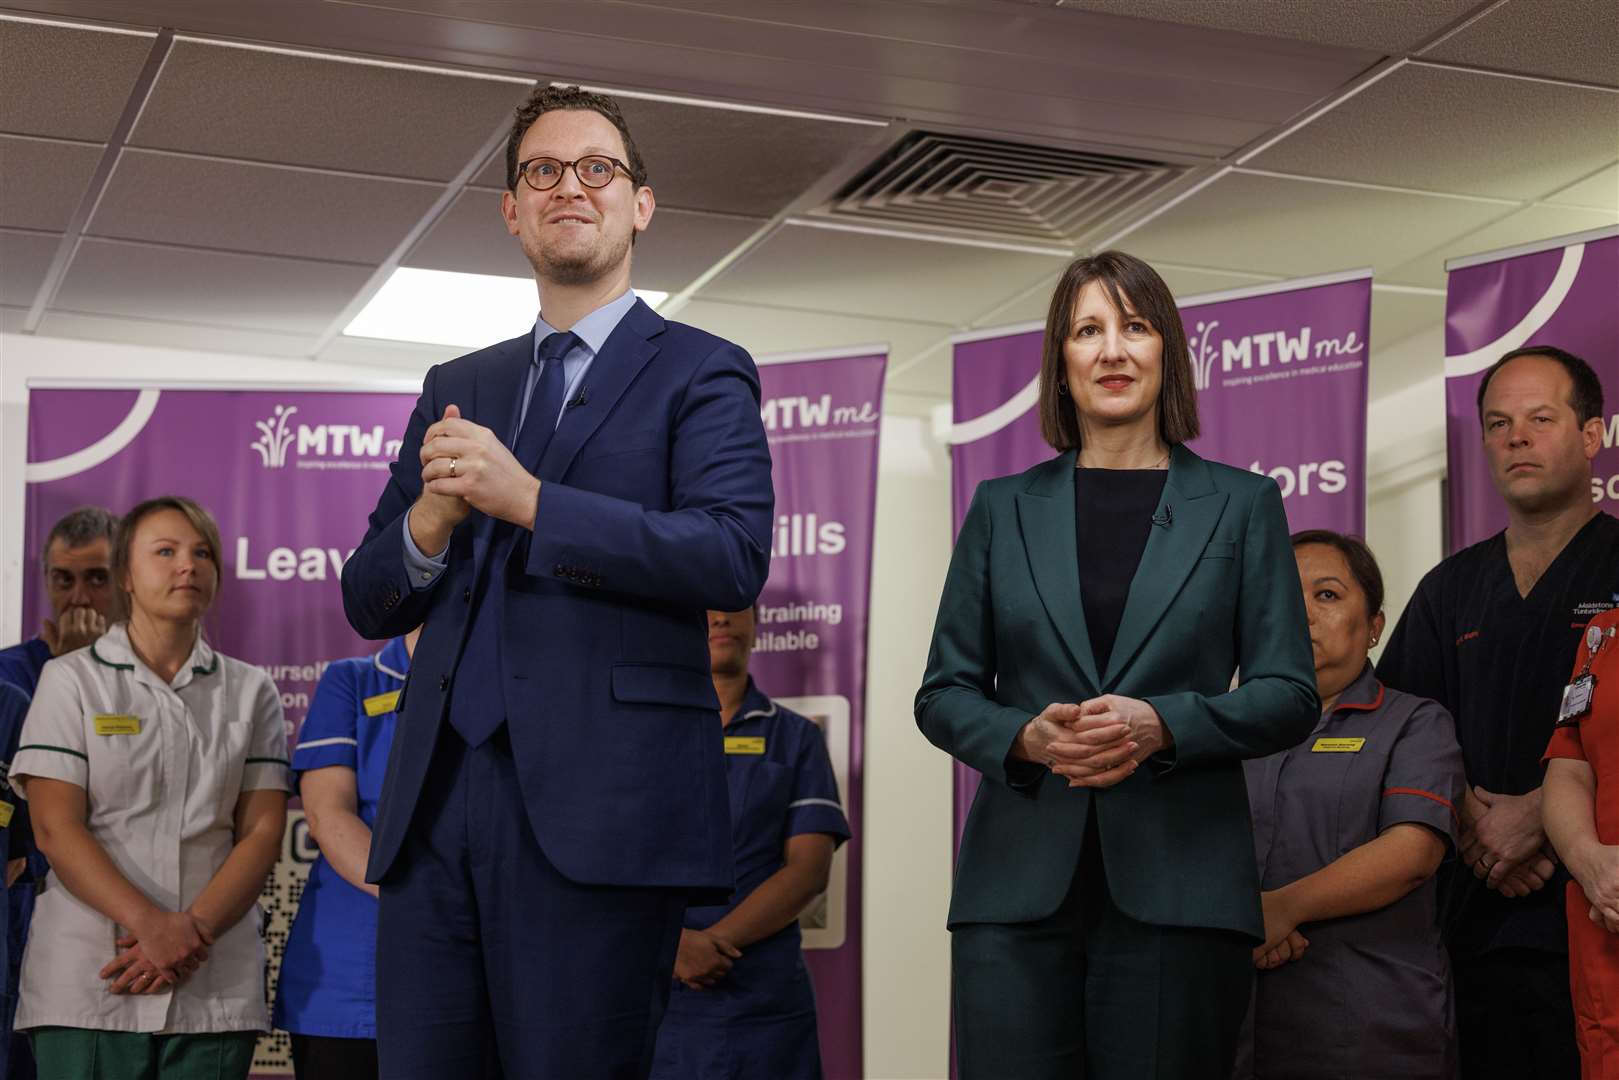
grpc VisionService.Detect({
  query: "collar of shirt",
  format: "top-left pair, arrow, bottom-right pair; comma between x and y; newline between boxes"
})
90,621 -> 218,692
518,289 -> 638,434
1329,661 -> 1384,715
725,678 -> 777,732
374,635 -> 411,682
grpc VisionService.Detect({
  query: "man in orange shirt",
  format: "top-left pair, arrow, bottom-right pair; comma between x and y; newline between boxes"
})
1545,604 -> 1619,1079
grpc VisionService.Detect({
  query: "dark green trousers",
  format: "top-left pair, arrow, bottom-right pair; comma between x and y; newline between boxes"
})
31,1027 -> 257,1080
952,820 -> 1253,1080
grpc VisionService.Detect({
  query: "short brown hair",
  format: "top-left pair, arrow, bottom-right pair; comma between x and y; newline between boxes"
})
1037,250 -> 1200,451
1291,529 -> 1384,618
504,85 -> 648,192
1475,345 -> 1603,427
112,496 -> 225,620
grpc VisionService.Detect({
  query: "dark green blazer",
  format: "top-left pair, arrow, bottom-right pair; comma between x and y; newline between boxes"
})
916,445 -> 1318,940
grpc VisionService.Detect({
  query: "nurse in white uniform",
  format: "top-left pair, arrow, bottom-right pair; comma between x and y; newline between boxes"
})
11,496 -> 290,1080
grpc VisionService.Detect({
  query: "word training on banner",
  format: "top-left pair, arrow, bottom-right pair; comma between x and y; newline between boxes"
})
22,387 -> 416,1075
754,347 -> 886,1080
945,270 -> 1372,842
1443,227 -> 1619,551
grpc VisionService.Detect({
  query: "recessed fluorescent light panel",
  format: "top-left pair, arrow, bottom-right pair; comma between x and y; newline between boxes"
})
344,267 -> 667,348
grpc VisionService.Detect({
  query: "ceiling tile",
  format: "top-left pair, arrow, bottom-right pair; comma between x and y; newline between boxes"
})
1054,0 -> 1475,54
611,98 -> 886,218
1120,172 -> 1509,280
34,307 -> 319,357
471,148 -> 507,191
673,297 -> 947,372
403,188 -> 528,278
317,334 -> 459,373
130,41 -> 533,181
633,210 -> 765,294
1543,163 -> 1619,212
0,20 -> 154,141
52,239 -> 373,335
0,229 -> 60,307
0,136 -> 102,231
1384,203 -> 1619,287
1247,64 -> 1619,200
1423,0 -> 1619,88
89,150 -> 440,263
700,224 -> 1069,323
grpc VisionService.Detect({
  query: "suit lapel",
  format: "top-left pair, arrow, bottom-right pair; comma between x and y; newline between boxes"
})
1102,444 -> 1229,688
537,299 -> 664,482
1015,450 -> 1102,694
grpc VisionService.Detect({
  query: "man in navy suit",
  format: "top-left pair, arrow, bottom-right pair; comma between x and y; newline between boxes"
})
340,85 -> 773,1080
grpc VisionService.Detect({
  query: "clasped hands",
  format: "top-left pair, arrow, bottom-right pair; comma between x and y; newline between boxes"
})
413,405 -> 541,542
673,928 -> 741,991
99,908 -> 213,995
1013,696 -> 1171,789
1460,785 -> 1556,899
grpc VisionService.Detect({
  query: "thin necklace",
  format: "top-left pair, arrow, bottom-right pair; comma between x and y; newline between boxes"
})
1078,450 -> 1169,470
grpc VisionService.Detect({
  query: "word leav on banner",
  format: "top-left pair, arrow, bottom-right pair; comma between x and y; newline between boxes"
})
753,347 -> 886,1080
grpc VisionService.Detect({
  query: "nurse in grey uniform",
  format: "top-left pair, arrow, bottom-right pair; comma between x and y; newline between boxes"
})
1235,531 -> 1465,1080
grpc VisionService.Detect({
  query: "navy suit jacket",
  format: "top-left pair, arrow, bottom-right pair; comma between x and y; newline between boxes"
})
341,299 -> 774,895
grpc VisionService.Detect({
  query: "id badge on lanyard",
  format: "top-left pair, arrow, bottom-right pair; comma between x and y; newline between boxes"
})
1557,624 -> 1613,727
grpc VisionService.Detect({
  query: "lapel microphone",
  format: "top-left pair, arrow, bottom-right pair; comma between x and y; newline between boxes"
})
567,387 -> 589,408
1151,504 -> 1173,528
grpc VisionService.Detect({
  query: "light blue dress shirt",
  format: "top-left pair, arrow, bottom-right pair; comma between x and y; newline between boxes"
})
401,289 -> 640,587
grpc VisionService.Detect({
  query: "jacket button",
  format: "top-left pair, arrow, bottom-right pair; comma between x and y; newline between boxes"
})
439,675 -> 449,691
462,588 -> 472,602
554,563 -> 566,576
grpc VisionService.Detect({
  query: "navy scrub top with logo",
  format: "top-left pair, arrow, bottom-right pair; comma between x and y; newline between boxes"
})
272,637 -> 406,1040
653,681 -> 851,1080
1234,664 -> 1465,1080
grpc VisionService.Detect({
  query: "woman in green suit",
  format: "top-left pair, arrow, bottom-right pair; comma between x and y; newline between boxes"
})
917,250 -> 1319,1080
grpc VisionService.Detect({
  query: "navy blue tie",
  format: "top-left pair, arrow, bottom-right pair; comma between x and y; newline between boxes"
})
448,330 -> 579,747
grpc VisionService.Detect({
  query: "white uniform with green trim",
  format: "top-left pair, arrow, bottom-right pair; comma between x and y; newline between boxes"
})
10,622 -> 291,1034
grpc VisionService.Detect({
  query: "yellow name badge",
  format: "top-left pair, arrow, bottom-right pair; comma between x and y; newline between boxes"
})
363,691 -> 401,717
94,714 -> 142,736
724,736 -> 766,755
0,802 -> 12,828
1311,737 -> 1365,753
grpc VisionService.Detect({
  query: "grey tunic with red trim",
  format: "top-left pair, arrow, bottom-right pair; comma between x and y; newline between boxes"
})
1233,663 -> 1465,1080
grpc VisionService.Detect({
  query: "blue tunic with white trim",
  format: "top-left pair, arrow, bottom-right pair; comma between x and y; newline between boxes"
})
651,680 -> 851,1080
272,637 -> 407,1040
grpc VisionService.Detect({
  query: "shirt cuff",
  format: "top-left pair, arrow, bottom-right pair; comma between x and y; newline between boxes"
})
402,509 -> 448,590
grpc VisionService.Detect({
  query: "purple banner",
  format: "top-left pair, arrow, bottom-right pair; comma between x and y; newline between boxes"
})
753,349 -> 885,1080
947,271 -> 1372,844
23,386 -> 416,1074
1443,230 -> 1619,551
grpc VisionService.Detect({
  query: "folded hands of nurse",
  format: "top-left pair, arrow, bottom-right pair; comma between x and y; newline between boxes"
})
1577,844 -> 1619,932
1461,785 -> 1555,897
1023,697 -> 1170,789
674,928 -> 742,991
100,910 -> 213,994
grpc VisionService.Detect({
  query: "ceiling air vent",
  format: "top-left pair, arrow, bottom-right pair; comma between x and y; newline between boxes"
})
813,131 -> 1189,247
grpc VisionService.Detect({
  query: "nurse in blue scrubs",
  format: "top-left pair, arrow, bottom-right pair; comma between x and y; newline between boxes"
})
0,681 -> 35,1080
273,629 -> 417,1080
651,608 -> 851,1080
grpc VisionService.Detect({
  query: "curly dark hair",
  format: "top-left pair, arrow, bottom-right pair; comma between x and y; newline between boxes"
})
503,85 -> 648,192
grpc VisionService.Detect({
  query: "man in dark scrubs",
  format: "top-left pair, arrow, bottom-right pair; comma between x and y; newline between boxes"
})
1378,345 -> 1617,1078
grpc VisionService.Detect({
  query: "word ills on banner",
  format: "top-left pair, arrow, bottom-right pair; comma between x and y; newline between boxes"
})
752,348 -> 886,1080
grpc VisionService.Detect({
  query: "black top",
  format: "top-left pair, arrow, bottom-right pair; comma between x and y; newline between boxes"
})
1074,467 -> 1169,676
1377,511 -> 1619,956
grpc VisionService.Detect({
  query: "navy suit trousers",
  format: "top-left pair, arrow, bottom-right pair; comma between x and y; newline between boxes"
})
376,727 -> 685,1080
